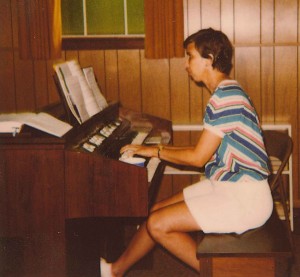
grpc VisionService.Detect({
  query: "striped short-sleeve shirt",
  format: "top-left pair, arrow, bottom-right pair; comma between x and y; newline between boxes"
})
204,80 -> 270,182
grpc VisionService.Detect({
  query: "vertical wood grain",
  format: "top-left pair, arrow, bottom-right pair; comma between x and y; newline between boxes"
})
65,50 -> 79,61
141,52 -> 170,119
173,131 -> 192,147
186,0 -> 201,36
275,0 -> 297,43
104,50 -> 119,102
201,0 -> 221,29
261,0 -> 274,44
170,57 -> 190,123
221,0 -> 234,42
9,0 -> 35,112
118,50 -> 142,112
0,51 -> 15,112
261,47 -> 275,123
34,61 -> 49,108
14,55 -> 36,111
274,47 -> 297,123
234,47 -> 261,115
234,0 -> 260,44
191,130 -> 201,146
9,0 -> 36,111
0,0 -> 13,48
0,1 -> 15,112
11,0 -> 19,49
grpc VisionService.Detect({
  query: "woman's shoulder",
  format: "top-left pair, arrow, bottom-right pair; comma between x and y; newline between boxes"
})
216,80 -> 242,93
214,81 -> 249,100
209,83 -> 254,112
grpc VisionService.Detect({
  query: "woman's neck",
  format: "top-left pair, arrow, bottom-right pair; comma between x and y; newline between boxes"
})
205,73 -> 230,93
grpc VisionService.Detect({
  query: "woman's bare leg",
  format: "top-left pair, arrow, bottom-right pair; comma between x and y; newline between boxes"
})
110,192 -> 188,277
147,201 -> 200,272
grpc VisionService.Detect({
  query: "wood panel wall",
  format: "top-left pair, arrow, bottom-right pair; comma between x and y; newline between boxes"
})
1,0 -> 299,207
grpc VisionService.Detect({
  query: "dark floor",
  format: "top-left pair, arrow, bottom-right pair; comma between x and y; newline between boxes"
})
126,247 -> 199,277
125,210 -> 300,277
1,211 -> 299,276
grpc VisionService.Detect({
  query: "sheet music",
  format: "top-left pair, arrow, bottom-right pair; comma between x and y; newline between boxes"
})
54,63 -> 82,124
54,60 -> 108,123
83,67 -> 108,110
67,60 -> 101,118
0,112 -> 72,137
64,75 -> 90,122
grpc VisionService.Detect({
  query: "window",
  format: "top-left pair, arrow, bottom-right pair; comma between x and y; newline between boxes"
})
61,0 -> 144,37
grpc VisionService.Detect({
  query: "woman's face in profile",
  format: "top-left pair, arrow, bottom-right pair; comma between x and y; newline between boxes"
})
185,42 -> 211,83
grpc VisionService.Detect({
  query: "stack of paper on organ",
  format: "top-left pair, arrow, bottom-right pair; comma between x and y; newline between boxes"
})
53,60 -> 108,124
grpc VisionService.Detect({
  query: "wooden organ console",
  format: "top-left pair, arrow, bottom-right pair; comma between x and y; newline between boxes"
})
0,102 -> 172,277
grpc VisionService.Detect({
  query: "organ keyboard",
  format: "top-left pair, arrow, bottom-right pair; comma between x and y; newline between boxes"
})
68,112 -> 162,183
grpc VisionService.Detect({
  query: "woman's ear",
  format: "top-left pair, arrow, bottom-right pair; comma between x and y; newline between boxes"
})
208,54 -> 214,62
206,54 -> 214,66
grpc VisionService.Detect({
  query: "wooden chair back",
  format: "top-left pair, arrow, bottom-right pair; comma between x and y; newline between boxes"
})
263,130 -> 293,247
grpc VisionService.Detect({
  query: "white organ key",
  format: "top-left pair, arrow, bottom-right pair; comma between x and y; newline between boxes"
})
131,131 -> 149,145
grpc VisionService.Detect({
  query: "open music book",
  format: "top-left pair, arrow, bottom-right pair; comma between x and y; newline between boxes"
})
53,60 -> 108,124
0,112 -> 73,137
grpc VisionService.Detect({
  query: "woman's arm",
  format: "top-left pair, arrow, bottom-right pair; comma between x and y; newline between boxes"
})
120,128 -> 222,168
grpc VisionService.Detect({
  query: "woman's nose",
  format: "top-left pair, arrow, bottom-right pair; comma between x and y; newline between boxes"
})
185,60 -> 189,70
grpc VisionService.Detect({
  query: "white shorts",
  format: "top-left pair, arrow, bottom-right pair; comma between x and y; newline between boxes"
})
183,179 -> 273,234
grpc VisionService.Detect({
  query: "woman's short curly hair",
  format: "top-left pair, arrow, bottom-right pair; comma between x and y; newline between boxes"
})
183,28 -> 233,75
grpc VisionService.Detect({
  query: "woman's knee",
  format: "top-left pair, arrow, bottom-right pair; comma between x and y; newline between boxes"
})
147,212 -> 167,241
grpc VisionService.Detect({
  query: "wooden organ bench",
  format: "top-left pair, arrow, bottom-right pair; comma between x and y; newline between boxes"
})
196,211 -> 293,277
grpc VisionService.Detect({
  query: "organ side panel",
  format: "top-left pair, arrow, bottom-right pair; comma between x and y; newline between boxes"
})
0,145 -> 66,277
65,151 -> 149,219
